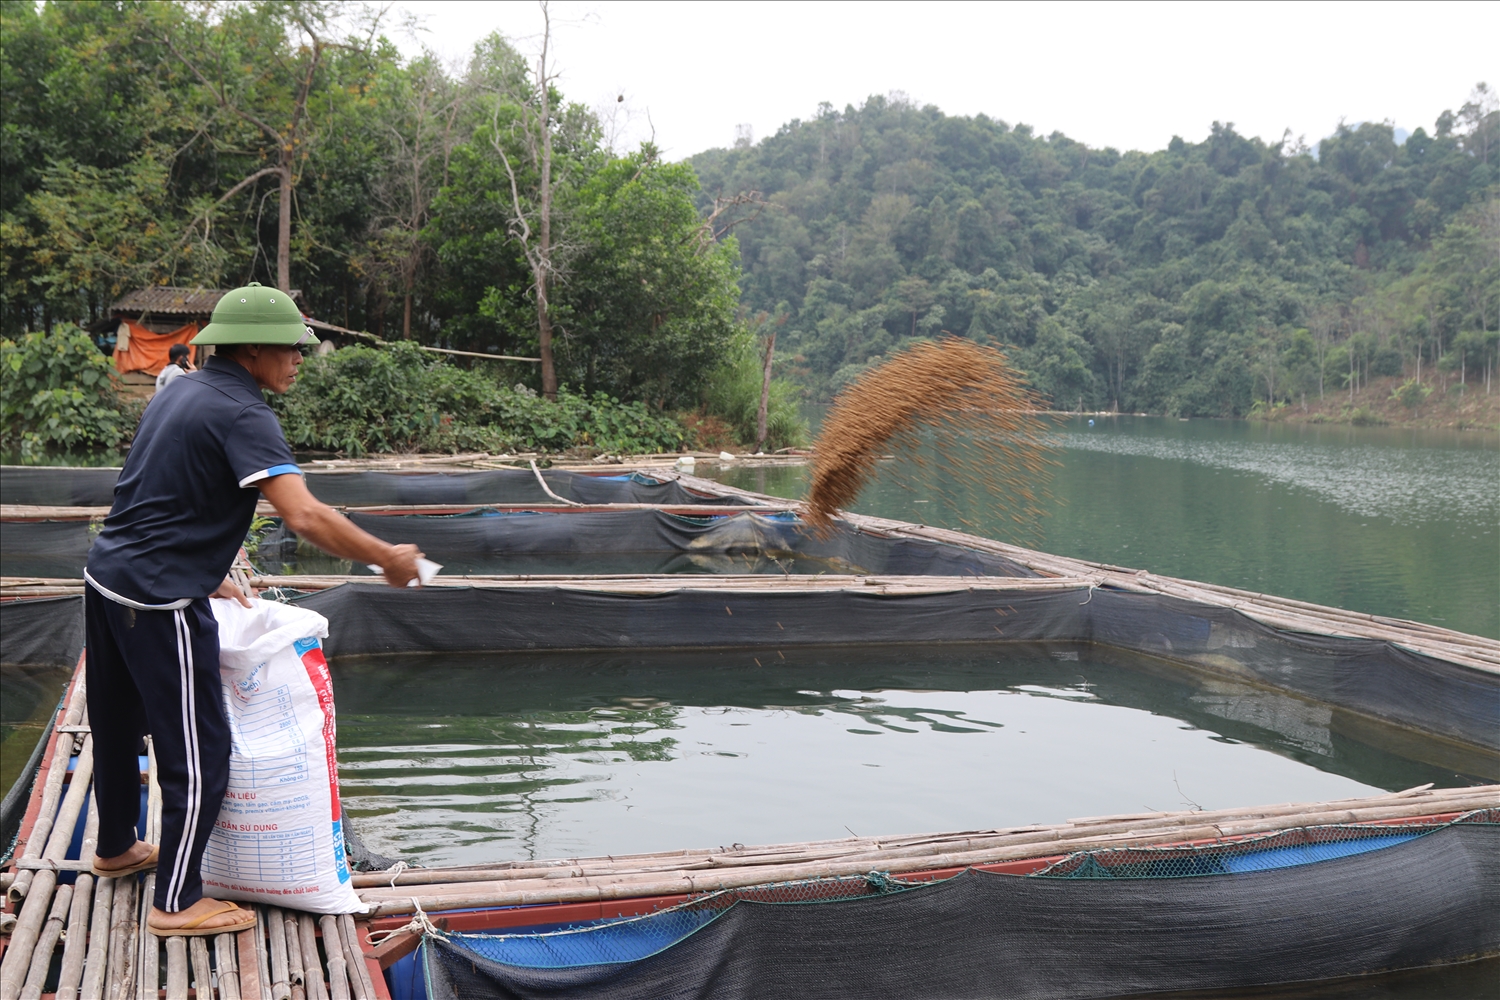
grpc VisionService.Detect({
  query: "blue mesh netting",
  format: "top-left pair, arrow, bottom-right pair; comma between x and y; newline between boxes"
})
448,910 -> 719,968
1032,808 -> 1500,879
438,872 -> 911,969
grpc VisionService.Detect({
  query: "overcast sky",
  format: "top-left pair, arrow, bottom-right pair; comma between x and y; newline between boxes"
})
389,1 -> 1497,160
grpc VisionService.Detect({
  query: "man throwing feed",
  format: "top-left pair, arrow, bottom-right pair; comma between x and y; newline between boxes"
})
84,283 -> 423,936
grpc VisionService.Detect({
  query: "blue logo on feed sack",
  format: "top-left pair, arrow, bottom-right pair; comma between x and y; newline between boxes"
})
331,819 -> 350,882
293,636 -> 322,657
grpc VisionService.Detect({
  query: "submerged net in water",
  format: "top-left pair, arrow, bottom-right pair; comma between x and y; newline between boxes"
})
804,338 -> 1055,534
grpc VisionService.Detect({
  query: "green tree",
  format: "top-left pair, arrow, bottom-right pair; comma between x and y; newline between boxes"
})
549,151 -> 742,408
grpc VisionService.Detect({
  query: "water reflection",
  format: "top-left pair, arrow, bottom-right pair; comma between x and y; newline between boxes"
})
331,643 -> 1490,866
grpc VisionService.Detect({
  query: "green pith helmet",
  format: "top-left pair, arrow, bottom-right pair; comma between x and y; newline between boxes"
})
192,282 -> 318,346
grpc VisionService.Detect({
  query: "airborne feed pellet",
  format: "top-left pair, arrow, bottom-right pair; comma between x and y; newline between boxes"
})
804,338 -> 1055,537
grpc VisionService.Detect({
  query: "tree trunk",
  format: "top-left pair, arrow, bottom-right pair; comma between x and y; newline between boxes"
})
537,277 -> 556,399
536,38 -> 558,401
403,293 -> 412,339
277,166 -> 292,292
756,332 -> 777,453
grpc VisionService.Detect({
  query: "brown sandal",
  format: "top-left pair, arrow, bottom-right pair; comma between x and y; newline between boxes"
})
148,900 -> 258,938
91,843 -> 159,878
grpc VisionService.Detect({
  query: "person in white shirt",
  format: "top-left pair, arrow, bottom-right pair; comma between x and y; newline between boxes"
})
155,343 -> 195,392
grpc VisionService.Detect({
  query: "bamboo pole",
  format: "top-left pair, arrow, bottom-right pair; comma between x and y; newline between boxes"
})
166,936 -> 189,1000
283,911 -> 306,1000
267,906 -> 291,1000
18,883 -> 73,1000
54,791 -> 101,1000
297,914 -> 327,1000
55,873 -> 95,1000
214,933 -> 241,1000
106,872 -> 137,1000
0,500 -> 789,520
80,876 -> 115,1000
244,929 -> 271,1000
318,916 -> 352,1000
351,785 -> 1496,891
0,734 -> 96,998
337,913 -> 377,1000
137,917 -> 161,1000
9,678 -> 87,904
136,736 -> 163,1000
189,938 -> 213,1000
357,792 -> 1498,915
0,868 -> 59,991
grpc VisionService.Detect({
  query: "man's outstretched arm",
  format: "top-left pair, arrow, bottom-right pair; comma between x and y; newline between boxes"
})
259,474 -> 424,587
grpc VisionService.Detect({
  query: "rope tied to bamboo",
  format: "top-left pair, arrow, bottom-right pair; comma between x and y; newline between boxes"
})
530,460 -> 583,506
366,898 -> 447,946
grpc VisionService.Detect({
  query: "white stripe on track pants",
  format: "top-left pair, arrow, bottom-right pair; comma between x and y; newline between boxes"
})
85,587 -> 230,913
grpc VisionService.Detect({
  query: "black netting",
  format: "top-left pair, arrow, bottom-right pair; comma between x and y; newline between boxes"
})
423,822 -> 1500,999
1,509 -> 1036,579
342,805 -> 402,872
1,596 -> 82,859
306,468 -> 749,507
0,465 -> 744,508
293,585 -> 1499,754
0,519 -> 94,578
1,465 -> 119,506
0,595 -> 84,668
266,509 -> 1037,578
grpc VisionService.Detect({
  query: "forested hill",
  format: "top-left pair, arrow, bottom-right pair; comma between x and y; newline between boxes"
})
689,94 -> 1500,414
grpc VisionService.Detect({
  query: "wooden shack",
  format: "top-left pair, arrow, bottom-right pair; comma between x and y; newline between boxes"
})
105,286 -> 310,393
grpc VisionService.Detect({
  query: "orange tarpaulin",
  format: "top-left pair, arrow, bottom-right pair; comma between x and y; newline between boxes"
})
112,319 -> 199,375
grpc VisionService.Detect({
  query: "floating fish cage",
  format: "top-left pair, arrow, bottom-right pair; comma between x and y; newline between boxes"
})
2,459 -> 1497,999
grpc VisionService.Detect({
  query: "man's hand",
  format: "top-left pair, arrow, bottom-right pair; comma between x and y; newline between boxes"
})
212,576 -> 254,607
381,544 -> 423,588
259,474 -> 428,589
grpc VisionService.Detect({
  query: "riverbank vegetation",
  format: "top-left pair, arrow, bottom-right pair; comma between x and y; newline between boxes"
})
2,2 -> 1495,464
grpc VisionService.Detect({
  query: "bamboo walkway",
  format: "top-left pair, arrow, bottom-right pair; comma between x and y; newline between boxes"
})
0,672 -> 387,1000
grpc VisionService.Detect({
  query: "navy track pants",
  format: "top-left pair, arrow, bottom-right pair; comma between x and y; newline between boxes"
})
85,587 -> 229,912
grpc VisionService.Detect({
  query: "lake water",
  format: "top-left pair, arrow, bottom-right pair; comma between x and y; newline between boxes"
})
711,415 -> 1500,639
333,642 -> 1492,866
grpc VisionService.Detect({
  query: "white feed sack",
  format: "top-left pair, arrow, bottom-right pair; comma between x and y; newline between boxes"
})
201,599 -> 365,914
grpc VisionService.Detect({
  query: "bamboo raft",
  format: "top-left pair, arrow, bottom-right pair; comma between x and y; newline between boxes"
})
3,656 -> 1494,996
4,461 -> 1499,994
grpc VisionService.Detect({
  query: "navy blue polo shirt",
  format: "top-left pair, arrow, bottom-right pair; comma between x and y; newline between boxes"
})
85,356 -> 300,607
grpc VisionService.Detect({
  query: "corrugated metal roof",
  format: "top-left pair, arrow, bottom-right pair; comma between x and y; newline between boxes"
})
110,286 -> 302,316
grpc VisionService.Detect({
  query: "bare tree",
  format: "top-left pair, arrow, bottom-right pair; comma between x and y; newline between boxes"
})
488,1 -> 565,398
696,190 -> 767,253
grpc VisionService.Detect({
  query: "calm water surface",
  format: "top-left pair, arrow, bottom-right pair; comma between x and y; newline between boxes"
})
712,416 -> 1500,638
333,643 -> 1490,866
